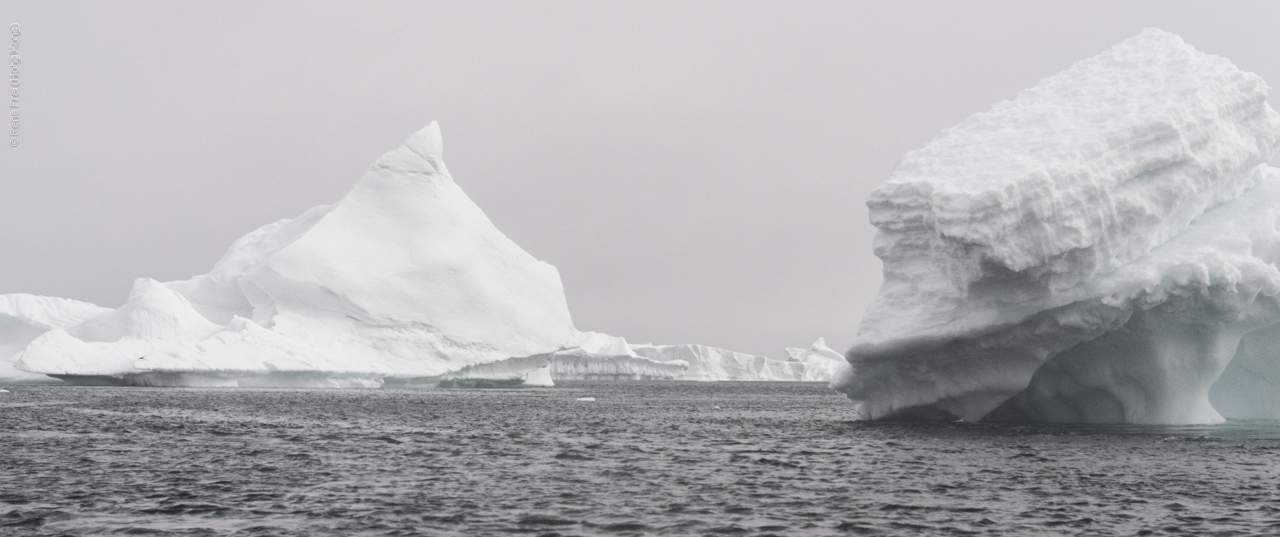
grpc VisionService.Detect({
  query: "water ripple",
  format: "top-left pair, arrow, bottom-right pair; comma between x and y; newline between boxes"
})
4,382 -> 1280,535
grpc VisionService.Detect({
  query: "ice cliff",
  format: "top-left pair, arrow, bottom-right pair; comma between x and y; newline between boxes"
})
550,332 -> 689,380
784,338 -> 847,382
548,333 -> 839,382
834,29 -> 1280,424
633,343 -> 810,381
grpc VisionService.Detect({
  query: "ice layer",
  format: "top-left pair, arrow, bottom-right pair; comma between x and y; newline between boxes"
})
834,29 -> 1280,424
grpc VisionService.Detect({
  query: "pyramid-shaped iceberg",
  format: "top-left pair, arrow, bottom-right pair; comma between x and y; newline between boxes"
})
12,123 -> 578,386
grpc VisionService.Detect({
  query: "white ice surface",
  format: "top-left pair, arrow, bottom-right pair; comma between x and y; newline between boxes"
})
0,295 -> 109,383
630,343 -> 814,381
783,338 -> 847,382
550,331 -> 688,380
835,29 -> 1280,424
15,123 -> 576,386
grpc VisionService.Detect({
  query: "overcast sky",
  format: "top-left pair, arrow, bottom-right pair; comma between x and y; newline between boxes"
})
4,1 -> 1280,357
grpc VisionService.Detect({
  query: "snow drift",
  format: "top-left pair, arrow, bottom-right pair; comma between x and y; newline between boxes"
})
835,29 -> 1280,424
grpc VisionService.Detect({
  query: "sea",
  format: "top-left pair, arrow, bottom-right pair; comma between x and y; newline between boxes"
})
3,381 -> 1280,536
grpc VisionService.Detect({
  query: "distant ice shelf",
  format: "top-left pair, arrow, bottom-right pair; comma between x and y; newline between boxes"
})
835,28 -> 1280,424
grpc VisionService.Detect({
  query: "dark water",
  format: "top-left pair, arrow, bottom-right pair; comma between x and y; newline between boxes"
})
3,382 -> 1280,536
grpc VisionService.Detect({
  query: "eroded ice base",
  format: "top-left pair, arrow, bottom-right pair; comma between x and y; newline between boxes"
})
987,308 -> 1261,424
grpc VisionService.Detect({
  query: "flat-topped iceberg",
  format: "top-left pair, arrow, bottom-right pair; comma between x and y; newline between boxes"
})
549,332 -> 689,380
633,343 -> 814,381
834,29 -> 1280,424
547,332 -> 840,382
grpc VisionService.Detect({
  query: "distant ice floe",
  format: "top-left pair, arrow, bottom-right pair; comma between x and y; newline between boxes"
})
548,332 -> 840,382
836,29 -> 1280,424
550,332 -> 689,381
2,123 -> 841,387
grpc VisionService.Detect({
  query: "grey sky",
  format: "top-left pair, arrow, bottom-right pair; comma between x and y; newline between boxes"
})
3,1 -> 1280,357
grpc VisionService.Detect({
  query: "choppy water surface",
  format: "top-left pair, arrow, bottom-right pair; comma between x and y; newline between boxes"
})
4,382 -> 1280,536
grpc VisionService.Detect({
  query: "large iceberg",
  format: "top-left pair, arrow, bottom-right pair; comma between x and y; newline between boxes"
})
834,29 -> 1280,424
4,123 -> 824,387
549,332 -> 689,380
13,123 -> 578,387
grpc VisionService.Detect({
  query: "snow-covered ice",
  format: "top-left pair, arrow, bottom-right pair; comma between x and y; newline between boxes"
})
550,332 -> 688,380
632,343 -> 817,381
1,295 -> 109,383
784,338 -> 847,382
834,29 -> 1280,424
547,332 -> 840,382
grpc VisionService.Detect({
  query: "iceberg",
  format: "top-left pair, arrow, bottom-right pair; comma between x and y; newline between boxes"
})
784,338 -> 846,382
547,332 -> 840,382
13,123 -> 578,387
549,332 -> 688,380
631,343 -> 815,381
834,29 -> 1280,424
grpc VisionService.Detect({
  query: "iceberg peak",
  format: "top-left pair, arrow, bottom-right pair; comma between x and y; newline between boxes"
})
371,121 -> 447,177
402,121 -> 445,164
